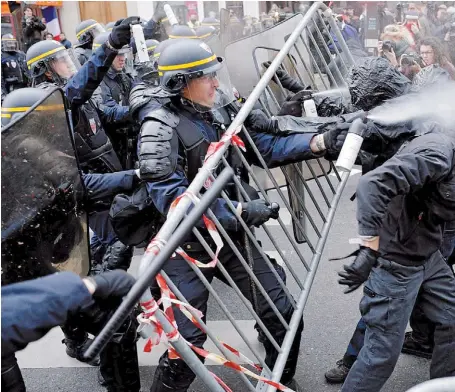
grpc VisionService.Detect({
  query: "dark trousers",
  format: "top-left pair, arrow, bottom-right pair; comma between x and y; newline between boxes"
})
150,240 -> 303,391
342,229 -> 455,368
341,252 -> 455,392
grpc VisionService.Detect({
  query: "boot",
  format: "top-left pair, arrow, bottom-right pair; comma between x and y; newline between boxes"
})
62,335 -> 100,366
150,354 -> 199,392
99,317 -> 141,392
401,331 -> 433,359
324,359 -> 351,384
284,378 -> 304,392
98,367 -> 107,387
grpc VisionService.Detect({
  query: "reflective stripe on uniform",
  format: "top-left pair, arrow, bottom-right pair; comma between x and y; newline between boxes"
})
26,46 -> 65,67
158,54 -> 216,71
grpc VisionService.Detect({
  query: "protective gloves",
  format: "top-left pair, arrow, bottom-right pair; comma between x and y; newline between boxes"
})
262,61 -> 306,93
336,246 -> 379,294
89,270 -> 136,300
245,109 -> 277,133
109,17 -> 140,49
322,122 -> 350,154
277,89 -> 315,117
241,200 -> 280,227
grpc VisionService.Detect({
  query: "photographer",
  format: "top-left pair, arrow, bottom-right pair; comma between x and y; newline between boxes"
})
419,36 -> 455,79
21,6 -> 46,52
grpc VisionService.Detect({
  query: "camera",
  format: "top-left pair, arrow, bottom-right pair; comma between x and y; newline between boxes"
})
382,40 -> 396,52
400,53 -> 421,67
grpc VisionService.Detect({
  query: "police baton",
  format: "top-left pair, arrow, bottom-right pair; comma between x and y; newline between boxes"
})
84,167 -> 234,360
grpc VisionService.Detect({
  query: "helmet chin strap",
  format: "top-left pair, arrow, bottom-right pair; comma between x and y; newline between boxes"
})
179,96 -> 212,113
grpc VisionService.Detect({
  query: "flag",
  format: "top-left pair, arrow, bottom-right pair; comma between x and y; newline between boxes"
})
41,6 -> 61,41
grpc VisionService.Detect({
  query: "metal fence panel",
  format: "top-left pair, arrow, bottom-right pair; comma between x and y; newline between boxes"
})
88,3 -> 358,392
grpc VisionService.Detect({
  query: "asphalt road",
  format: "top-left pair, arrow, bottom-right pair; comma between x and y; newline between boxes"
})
18,169 -> 431,392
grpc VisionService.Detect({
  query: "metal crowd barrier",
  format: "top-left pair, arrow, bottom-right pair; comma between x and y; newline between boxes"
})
87,2 -> 357,391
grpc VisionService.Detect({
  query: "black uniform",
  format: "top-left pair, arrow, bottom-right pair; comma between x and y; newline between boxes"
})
1,50 -> 29,98
341,128 -> 455,392
99,67 -> 136,169
132,84 -> 330,390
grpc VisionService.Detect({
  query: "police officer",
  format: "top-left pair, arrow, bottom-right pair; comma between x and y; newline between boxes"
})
74,19 -> 105,65
93,32 -> 136,170
26,20 -> 135,363
1,87 -> 141,392
131,38 -> 347,392
337,121 -> 455,391
1,34 -> 29,99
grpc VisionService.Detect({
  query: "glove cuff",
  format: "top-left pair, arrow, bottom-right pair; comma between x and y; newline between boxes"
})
107,36 -> 121,51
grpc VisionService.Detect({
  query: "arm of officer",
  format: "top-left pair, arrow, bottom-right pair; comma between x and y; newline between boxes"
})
356,139 -> 453,237
65,44 -> 118,107
93,86 -> 131,125
1,272 -> 94,356
145,171 -> 240,232
247,130 -> 324,168
83,170 -> 139,201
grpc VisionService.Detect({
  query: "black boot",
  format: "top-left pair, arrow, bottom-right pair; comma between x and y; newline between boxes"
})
62,335 -> 100,366
284,378 -> 304,392
324,359 -> 351,384
150,354 -> 200,392
401,331 -> 433,359
99,316 -> 141,392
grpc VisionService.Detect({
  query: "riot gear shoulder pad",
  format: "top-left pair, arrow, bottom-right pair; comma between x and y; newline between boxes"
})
139,119 -> 178,181
130,84 -> 177,117
143,106 -> 180,128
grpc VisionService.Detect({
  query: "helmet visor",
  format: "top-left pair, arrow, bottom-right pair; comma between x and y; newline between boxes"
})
89,23 -> 105,39
48,49 -> 80,82
183,59 -> 235,112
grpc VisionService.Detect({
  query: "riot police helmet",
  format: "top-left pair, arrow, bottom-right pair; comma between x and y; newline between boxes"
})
26,40 -> 79,86
92,31 -> 130,55
1,33 -> 19,52
76,19 -> 105,46
158,39 -> 234,111
168,24 -> 197,39
195,25 -> 216,41
145,39 -> 160,59
152,38 -> 183,69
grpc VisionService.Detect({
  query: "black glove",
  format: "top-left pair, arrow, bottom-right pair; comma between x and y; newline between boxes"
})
336,246 -> 379,294
262,61 -> 307,93
322,122 -> 350,154
277,89 -> 315,117
109,17 -> 140,49
241,200 -> 279,227
91,270 -> 136,300
245,109 -> 276,133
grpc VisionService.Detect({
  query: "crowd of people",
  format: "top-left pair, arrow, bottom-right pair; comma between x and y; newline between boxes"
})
1,2 -> 455,392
